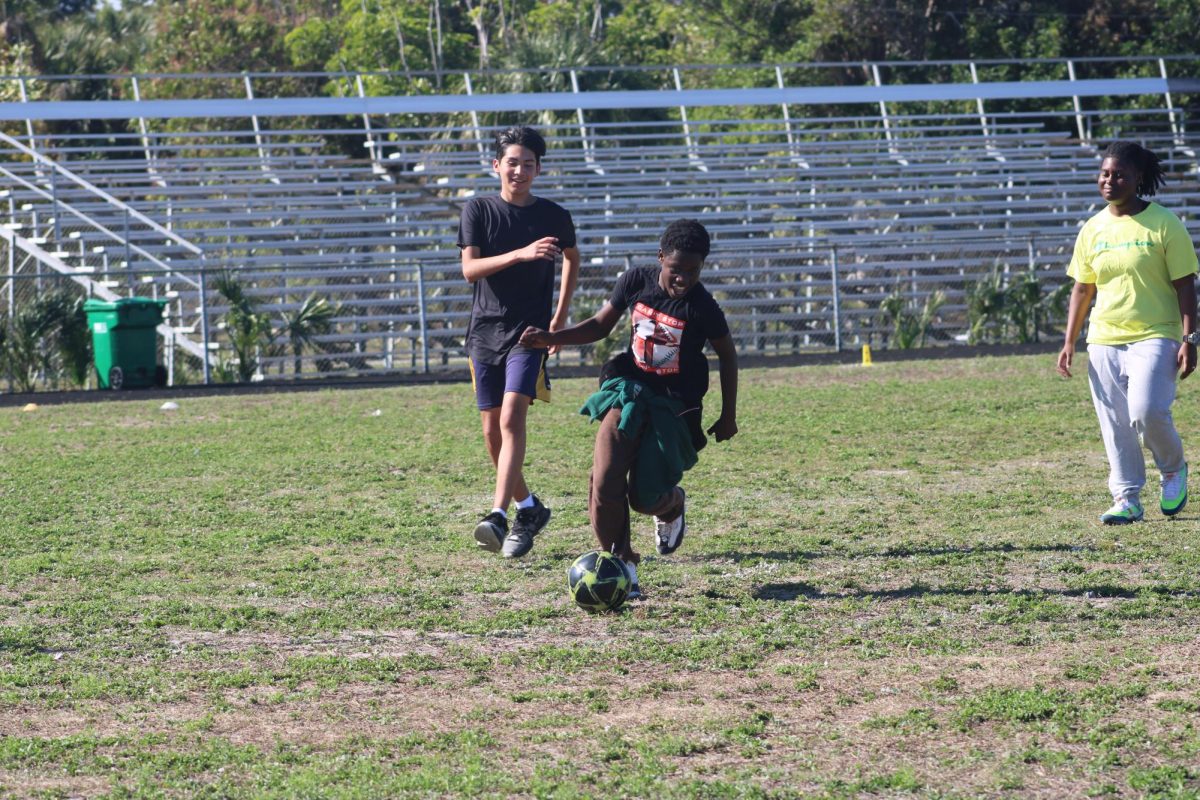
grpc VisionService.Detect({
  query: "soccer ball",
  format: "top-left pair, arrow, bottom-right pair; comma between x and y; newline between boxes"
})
567,550 -> 632,612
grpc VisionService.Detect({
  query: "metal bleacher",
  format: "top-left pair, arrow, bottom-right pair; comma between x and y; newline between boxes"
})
2,56 -> 1199,383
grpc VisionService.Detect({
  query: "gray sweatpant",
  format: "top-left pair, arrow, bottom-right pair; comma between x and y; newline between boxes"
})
1087,338 -> 1186,503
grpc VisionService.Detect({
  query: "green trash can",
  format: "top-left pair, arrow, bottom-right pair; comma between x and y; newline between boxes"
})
83,297 -> 169,390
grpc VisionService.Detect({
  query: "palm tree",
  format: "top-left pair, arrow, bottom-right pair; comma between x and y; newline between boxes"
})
275,292 -> 336,377
213,272 -> 273,383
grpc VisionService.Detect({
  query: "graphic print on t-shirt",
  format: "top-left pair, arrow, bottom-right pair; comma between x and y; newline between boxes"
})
630,302 -> 685,374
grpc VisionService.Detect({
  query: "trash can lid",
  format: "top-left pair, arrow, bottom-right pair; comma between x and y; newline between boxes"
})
83,297 -> 168,311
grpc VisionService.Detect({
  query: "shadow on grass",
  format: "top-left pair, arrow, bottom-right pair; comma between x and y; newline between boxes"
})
713,542 -> 1091,564
1145,514 -> 1200,523
751,582 -> 1195,602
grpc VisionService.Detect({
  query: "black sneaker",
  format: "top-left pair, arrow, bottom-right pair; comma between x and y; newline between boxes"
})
502,495 -> 551,559
625,560 -> 643,600
473,511 -> 508,552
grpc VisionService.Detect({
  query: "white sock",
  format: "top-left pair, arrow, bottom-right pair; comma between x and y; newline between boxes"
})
491,507 -> 507,519
516,494 -> 537,510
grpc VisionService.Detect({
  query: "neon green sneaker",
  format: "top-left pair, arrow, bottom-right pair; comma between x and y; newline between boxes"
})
1100,498 -> 1143,525
1161,463 -> 1188,517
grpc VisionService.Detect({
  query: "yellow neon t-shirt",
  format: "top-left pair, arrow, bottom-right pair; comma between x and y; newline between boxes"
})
1067,202 -> 1199,345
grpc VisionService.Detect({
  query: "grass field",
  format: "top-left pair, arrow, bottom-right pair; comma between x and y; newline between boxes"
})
2,353 -> 1200,799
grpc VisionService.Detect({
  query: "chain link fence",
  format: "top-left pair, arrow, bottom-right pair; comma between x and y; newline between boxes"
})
0,233 -> 1077,391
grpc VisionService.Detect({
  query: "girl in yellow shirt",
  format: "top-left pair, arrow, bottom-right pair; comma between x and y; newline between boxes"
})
1057,141 -> 1198,524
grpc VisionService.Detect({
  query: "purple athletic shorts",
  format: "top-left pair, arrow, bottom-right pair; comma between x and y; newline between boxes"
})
470,349 -> 549,410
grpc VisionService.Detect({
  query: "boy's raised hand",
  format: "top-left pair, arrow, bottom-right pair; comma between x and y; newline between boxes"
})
519,237 -> 561,262
706,414 -> 738,443
519,326 -> 552,349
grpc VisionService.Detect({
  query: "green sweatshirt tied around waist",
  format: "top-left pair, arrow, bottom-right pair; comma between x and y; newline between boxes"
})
579,376 -> 699,508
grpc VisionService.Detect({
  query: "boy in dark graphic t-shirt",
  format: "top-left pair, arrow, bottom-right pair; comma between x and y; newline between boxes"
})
457,126 -> 580,559
520,219 -> 739,598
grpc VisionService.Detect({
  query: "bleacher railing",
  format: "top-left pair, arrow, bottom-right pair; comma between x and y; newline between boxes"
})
1,56 -> 1198,387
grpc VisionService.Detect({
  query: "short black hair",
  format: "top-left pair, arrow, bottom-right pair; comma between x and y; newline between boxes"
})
660,219 -> 711,259
494,126 -> 546,162
1101,140 -> 1166,197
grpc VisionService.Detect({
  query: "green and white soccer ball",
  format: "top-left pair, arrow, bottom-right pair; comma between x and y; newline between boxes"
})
567,550 -> 632,612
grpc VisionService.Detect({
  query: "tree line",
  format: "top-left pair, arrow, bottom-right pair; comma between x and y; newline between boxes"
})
3,0 -> 1197,89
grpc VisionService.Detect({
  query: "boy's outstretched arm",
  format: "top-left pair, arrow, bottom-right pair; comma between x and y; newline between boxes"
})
707,334 -> 738,442
520,302 -> 622,349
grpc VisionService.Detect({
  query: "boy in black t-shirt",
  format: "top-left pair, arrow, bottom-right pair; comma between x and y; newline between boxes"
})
457,126 -> 580,559
520,220 -> 738,597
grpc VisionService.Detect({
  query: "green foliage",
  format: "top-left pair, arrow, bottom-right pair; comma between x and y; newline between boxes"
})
213,272 -> 273,383
967,266 -> 1068,345
5,0 -> 1200,105
598,0 -> 688,66
286,0 -> 472,95
137,0 -> 329,141
958,686 -> 1067,725
880,288 -> 946,350
4,0 -> 1200,159
37,3 -> 151,82
145,0 -> 288,75
273,292 -> 337,376
490,5 -> 604,98
0,285 -> 91,392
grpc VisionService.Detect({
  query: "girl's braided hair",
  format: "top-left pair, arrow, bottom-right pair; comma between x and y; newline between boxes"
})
1101,140 -> 1166,197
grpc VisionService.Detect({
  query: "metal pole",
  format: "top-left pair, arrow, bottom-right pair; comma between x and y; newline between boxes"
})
415,262 -> 429,373
673,67 -> 706,171
870,62 -> 906,165
131,76 -> 165,187
463,72 -> 489,169
1066,60 -> 1087,142
6,229 -> 13,318
198,267 -> 212,385
5,193 -> 13,317
1159,58 -> 1190,152
571,69 -> 603,175
775,65 -> 806,167
244,73 -> 275,180
49,166 -> 60,242
354,73 -> 380,166
123,207 -> 132,294
387,194 -> 397,371
830,246 -> 842,352
969,60 -> 1005,163
17,76 -> 41,179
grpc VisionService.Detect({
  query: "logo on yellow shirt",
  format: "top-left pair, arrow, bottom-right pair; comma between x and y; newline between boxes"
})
1094,239 -> 1155,252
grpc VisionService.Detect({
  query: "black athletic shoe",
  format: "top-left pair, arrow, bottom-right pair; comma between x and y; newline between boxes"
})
502,495 -> 551,559
625,560 -> 642,600
473,511 -> 508,553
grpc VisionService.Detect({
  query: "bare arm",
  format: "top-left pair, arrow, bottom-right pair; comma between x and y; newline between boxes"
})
706,334 -> 739,442
545,246 -> 581,355
519,301 -> 623,348
1174,274 -> 1197,380
461,238 -> 562,283
1057,281 -> 1096,379
550,246 -> 580,328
